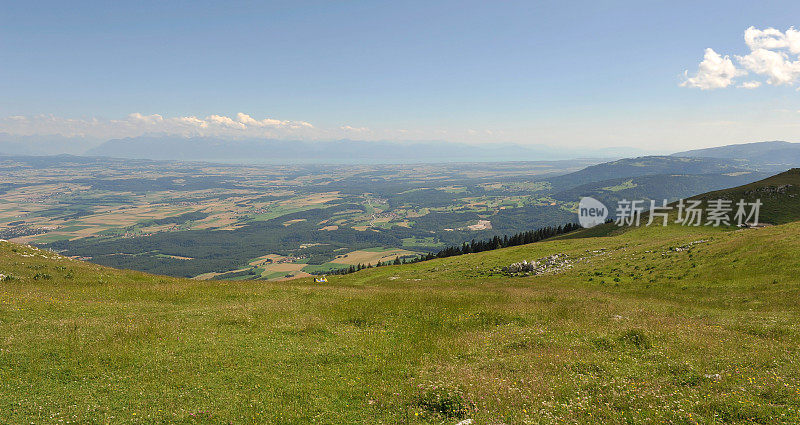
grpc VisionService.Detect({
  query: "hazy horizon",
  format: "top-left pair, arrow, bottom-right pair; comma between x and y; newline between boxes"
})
3,1 -> 800,153
3,131 -> 800,164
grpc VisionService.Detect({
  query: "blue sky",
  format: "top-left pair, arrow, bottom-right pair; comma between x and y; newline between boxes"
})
2,0 -> 800,151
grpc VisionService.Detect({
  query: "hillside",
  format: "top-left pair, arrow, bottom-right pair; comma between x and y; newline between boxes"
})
672,141 -> 800,172
672,140 -> 798,159
552,171 -> 768,205
546,156 -> 749,190
2,190 -> 800,423
690,168 -> 800,224
559,167 -> 800,243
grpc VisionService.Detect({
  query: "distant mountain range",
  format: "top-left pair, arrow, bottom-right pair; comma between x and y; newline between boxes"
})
3,133 -> 800,169
83,136 -> 648,163
672,141 -> 800,172
0,133 -> 102,156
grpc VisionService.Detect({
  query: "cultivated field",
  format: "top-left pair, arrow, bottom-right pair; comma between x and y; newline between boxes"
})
1,156 -> 591,280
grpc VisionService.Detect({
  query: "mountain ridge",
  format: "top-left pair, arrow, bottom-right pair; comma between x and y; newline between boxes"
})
671,140 -> 800,171
546,155 -> 752,190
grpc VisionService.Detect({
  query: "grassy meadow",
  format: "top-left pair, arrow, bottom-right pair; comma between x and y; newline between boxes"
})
1,221 -> 799,423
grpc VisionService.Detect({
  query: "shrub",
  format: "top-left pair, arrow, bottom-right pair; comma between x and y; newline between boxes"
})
618,329 -> 652,349
590,337 -> 615,351
414,382 -> 472,419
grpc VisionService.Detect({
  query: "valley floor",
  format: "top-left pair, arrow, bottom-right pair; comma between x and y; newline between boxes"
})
1,223 -> 799,423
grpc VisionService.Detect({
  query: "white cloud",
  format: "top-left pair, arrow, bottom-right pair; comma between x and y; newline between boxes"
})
737,48 -> 800,86
339,125 -> 370,133
788,28 -> 800,55
0,113 -> 318,139
744,26 -> 800,54
175,116 -> 208,128
206,114 -> 247,129
236,113 -> 313,129
745,27 -> 788,51
236,113 -> 262,127
1,113 -> 512,145
683,27 -> 800,89
128,113 -> 164,124
737,80 -> 762,89
681,48 -> 743,89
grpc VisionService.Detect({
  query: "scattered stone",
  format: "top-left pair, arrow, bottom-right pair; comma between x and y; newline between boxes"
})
456,420 -> 474,425
745,184 -> 793,196
704,373 -> 722,381
500,254 -> 572,276
670,240 -> 709,252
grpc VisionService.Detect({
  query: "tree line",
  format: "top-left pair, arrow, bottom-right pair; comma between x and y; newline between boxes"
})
315,222 -> 581,276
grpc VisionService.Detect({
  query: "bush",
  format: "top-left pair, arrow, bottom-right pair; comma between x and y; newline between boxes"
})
590,337 -> 615,351
618,329 -> 652,349
414,382 -> 472,419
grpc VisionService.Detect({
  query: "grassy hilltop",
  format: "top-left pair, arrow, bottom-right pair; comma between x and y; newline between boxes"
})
1,172 -> 800,423
692,168 -> 800,225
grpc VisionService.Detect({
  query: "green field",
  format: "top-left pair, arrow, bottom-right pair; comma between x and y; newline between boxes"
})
0,156 -> 591,279
402,237 -> 445,248
300,262 -> 351,274
2,216 -> 799,423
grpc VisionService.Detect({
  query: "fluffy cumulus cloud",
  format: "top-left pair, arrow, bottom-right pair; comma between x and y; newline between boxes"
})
0,113 -> 317,139
681,48 -> 743,90
744,26 -> 800,54
682,26 -> 800,89
737,47 -> 800,86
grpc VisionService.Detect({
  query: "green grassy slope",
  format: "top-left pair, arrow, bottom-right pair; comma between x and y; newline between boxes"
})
2,216 -> 800,423
558,167 -> 800,242
691,168 -> 800,224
